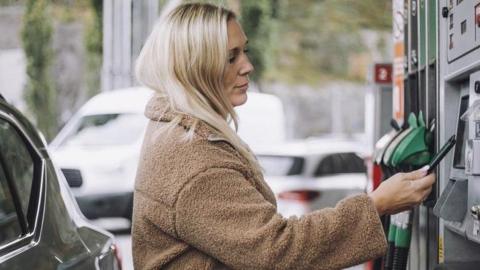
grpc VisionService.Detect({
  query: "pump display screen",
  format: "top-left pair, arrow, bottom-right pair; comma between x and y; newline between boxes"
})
453,96 -> 469,169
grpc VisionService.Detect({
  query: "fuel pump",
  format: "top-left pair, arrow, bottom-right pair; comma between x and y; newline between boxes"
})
374,111 -> 434,270
371,1 -> 480,268
464,100 -> 480,245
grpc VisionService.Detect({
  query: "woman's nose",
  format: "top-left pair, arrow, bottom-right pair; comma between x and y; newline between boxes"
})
240,55 -> 254,76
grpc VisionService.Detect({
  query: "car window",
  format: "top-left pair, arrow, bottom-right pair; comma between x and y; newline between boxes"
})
60,113 -> 147,147
314,152 -> 366,177
0,119 -> 35,217
0,159 -> 23,247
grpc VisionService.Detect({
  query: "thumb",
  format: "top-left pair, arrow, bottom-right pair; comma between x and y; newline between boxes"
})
404,165 -> 430,180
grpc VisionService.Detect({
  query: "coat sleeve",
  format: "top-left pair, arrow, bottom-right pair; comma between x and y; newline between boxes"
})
174,167 -> 387,270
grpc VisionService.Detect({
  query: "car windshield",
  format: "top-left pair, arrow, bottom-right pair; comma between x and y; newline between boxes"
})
257,155 -> 304,176
60,113 -> 147,147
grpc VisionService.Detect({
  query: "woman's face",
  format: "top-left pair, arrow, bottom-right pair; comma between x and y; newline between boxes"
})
223,19 -> 254,107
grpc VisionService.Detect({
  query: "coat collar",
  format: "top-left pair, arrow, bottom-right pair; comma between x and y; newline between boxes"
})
144,94 -> 228,142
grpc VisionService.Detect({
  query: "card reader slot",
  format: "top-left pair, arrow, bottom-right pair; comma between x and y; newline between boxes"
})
433,178 -> 468,222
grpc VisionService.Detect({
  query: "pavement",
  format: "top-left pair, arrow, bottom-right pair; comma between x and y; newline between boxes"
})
115,233 -> 133,270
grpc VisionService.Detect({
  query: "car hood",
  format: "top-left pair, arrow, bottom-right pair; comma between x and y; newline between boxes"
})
50,144 -> 139,168
49,144 -> 141,195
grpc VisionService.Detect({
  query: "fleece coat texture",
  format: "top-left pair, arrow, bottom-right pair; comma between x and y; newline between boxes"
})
132,95 -> 388,270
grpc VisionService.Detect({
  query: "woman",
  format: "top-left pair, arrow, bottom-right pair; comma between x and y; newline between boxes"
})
132,3 -> 435,269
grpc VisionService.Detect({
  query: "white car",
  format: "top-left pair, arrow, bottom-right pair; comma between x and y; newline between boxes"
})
235,91 -> 286,148
49,87 -> 287,222
49,87 -> 154,221
255,138 -> 369,218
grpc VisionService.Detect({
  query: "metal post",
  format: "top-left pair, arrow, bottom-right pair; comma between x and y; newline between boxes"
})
132,0 -> 159,84
102,0 -> 133,91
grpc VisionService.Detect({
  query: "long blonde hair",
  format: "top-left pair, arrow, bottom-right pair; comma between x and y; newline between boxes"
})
136,3 -> 260,170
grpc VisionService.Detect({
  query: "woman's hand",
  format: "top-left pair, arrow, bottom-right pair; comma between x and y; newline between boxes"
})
368,166 -> 435,216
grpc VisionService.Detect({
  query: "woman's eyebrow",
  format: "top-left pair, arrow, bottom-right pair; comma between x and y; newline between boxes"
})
229,40 -> 249,52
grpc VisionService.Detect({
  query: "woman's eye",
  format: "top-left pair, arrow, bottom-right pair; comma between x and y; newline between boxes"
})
228,49 -> 248,64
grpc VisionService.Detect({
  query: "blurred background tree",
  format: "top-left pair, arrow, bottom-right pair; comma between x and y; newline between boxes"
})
21,0 -> 57,140
237,0 -> 274,82
0,0 -> 23,6
85,0 -> 102,98
181,0 -> 391,84
267,0 -> 392,84
7,0 -> 392,139
17,0 -> 102,138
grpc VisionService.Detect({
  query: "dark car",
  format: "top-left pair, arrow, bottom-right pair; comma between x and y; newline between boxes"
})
0,94 -> 121,269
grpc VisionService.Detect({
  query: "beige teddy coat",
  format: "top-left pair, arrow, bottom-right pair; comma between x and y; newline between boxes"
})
132,95 -> 387,270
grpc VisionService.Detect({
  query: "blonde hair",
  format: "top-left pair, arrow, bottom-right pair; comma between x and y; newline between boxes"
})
136,3 -> 260,170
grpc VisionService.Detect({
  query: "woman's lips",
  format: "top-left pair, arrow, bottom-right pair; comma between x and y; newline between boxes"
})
236,83 -> 249,91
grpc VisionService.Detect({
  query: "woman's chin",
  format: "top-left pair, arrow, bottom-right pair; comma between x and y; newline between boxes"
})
230,92 -> 248,107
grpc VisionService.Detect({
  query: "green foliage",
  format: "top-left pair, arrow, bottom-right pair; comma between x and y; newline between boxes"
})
332,0 -> 392,31
266,0 -> 392,84
181,0 -> 391,84
85,0 -> 102,98
85,0 -> 102,55
238,0 -> 274,82
0,0 -> 24,6
21,0 -> 57,140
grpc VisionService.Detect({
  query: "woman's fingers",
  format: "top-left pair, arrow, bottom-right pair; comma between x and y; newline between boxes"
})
403,165 -> 430,180
412,173 -> 436,190
371,170 -> 435,215
411,174 -> 435,204
422,186 -> 433,199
